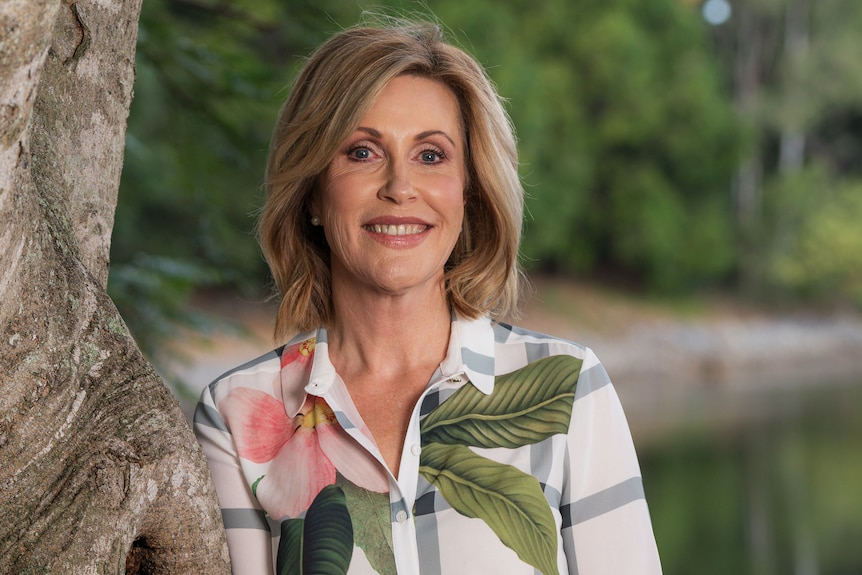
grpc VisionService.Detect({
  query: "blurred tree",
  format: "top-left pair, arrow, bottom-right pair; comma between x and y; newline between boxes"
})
113,0 -> 862,336
709,0 -> 862,298
111,0 -> 366,361
435,0 -> 742,291
114,0 -> 744,357
770,177 -> 862,304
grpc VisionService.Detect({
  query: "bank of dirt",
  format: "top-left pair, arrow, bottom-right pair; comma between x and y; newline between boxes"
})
168,277 -> 862,446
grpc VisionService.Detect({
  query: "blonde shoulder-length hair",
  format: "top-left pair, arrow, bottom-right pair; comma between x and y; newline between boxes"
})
259,21 -> 525,342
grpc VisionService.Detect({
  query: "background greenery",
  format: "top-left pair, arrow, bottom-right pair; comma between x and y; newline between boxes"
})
113,0 -> 862,360
110,1 -> 862,572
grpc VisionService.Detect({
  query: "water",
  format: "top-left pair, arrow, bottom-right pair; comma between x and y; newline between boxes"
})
635,376 -> 862,575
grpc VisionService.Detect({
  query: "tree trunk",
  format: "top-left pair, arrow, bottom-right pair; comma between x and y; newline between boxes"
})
778,0 -> 810,174
0,1 -> 229,572
732,1 -> 763,231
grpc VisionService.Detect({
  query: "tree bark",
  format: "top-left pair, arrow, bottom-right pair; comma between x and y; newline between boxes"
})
0,1 -> 229,572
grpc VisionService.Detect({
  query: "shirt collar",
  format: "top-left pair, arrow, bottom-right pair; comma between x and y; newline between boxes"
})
275,331 -> 318,418
440,315 -> 496,394
304,326 -> 336,400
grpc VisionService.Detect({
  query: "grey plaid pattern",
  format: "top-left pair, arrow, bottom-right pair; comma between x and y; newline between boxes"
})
194,316 -> 662,574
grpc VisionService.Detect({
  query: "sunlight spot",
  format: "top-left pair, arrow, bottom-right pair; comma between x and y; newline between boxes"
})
703,0 -> 731,25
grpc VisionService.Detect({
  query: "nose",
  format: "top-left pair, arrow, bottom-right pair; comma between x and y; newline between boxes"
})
378,159 -> 416,204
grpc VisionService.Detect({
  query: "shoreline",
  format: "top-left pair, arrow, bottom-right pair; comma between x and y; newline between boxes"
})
586,317 -> 862,447
168,279 -> 862,443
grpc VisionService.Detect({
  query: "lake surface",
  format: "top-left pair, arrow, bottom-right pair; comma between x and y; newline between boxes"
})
630,374 -> 862,575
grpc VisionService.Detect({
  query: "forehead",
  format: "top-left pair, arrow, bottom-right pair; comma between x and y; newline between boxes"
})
360,75 -> 463,135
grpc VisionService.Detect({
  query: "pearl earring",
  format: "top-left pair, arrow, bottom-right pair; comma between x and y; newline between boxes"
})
310,216 -> 320,226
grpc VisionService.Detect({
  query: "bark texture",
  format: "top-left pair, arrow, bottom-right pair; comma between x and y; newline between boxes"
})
0,1 -> 229,572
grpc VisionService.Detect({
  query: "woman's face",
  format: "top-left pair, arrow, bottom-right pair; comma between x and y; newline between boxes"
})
316,75 -> 466,301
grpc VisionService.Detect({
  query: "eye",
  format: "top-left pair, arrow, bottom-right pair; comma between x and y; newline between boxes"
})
419,148 -> 445,163
347,146 -> 372,161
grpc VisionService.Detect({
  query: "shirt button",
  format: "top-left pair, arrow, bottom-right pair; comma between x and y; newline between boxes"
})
410,444 -> 421,456
395,510 -> 408,523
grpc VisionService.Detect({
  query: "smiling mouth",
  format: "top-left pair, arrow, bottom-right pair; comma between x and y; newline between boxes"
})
364,224 -> 429,236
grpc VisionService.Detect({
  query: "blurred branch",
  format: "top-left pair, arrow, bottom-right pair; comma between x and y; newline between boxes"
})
167,0 -> 278,32
137,47 -> 250,146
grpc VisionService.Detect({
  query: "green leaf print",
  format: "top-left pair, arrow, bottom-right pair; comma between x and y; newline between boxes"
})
337,474 -> 397,575
276,484 -> 354,575
421,354 -> 582,448
277,520 -> 304,575
252,475 -> 264,498
419,442 -> 560,575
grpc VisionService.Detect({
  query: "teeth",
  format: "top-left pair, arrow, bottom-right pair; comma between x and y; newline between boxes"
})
367,224 -> 426,236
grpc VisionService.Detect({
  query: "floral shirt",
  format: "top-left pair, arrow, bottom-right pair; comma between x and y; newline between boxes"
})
194,315 -> 662,575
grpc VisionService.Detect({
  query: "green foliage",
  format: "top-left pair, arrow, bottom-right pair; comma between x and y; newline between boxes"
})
110,0 -> 366,363
115,0 -> 281,291
112,0 -> 743,360
112,0 -> 862,354
109,254 -> 222,364
434,0 -> 741,290
710,0 -> 862,294
768,175 -> 862,304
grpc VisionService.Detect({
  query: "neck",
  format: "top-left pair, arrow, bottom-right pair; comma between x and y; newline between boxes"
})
326,282 -> 452,379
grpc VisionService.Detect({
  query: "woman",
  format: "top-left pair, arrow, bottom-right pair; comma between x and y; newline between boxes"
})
194,20 -> 662,575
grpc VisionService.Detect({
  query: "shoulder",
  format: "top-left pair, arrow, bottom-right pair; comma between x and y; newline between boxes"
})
204,347 -> 284,397
492,321 -> 598,365
202,331 -> 317,403
491,322 -> 611,398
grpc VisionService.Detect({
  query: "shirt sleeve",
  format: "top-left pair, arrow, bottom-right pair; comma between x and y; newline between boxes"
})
194,383 -> 275,575
560,348 -> 663,574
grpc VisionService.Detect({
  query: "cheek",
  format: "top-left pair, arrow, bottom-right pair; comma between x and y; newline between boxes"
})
439,179 -> 466,224
321,207 -> 355,253
319,175 -> 363,224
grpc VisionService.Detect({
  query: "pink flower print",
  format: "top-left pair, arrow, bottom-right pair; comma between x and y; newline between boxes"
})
255,398 -> 339,518
282,337 -> 316,369
218,346 -> 389,520
220,387 -> 293,464
275,338 -> 316,416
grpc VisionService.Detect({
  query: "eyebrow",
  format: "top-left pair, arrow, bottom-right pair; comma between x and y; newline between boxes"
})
417,130 -> 457,148
355,127 -> 458,148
